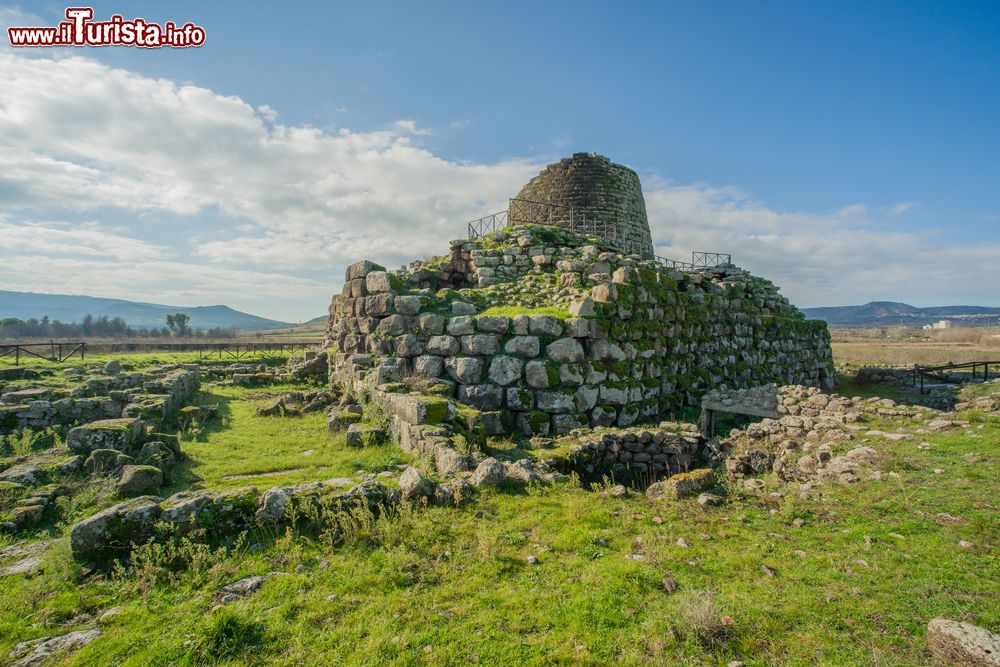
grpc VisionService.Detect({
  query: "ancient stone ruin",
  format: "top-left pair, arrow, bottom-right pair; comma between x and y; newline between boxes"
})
513,152 -> 654,258
0,364 -> 200,435
324,153 -> 835,478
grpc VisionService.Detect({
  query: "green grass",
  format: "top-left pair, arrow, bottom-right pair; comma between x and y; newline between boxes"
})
172,384 -> 411,492
478,305 -> 571,320
0,356 -> 998,665
0,351 -> 290,372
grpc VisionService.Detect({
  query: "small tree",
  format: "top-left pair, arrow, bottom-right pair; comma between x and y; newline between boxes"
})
166,313 -> 191,337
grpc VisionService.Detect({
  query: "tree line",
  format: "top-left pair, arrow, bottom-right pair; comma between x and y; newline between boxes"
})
0,313 -> 238,339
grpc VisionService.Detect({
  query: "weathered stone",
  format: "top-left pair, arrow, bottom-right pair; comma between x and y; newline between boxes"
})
70,496 -> 162,561
84,449 -> 133,474
433,478 -> 472,506
365,271 -> 392,293
451,301 -> 477,315
445,357 -> 483,384
394,294 -> 423,315
536,391 -> 575,413
346,260 -> 385,281
435,446 -> 469,475
475,315 -> 510,334
399,466 -> 434,502
546,338 -> 585,364
7,628 -> 102,667
525,361 -> 554,389
592,283 -> 618,303
528,314 -> 563,337
569,297 -> 596,316
254,487 -> 289,525
461,334 -> 499,356
413,355 -> 444,377
488,356 -> 523,386
116,465 -> 163,497
418,312 -> 445,335
469,457 -> 506,486
446,316 -> 475,336
0,464 -> 48,487
504,336 -> 540,358
66,418 -> 143,455
926,617 -> 1000,666
427,335 -> 460,356
646,468 -> 714,500
457,384 -> 503,410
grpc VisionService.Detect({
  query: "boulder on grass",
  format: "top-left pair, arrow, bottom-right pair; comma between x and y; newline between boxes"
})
469,458 -> 506,487
70,496 -> 161,561
646,468 -> 715,501
399,466 -> 434,503
116,465 -> 163,497
926,617 -> 1000,666
84,449 -> 133,475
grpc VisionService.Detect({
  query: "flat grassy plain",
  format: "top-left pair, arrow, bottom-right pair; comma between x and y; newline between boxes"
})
0,349 -> 998,665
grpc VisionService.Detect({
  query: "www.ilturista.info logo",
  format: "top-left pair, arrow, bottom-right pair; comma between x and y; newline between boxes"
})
8,7 -> 206,48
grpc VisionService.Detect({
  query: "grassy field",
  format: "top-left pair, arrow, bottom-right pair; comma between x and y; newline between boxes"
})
1,349 -> 998,665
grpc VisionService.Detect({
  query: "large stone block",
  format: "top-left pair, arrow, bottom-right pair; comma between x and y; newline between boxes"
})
546,338 -> 585,363
458,384 -> 503,410
445,357 -> 483,384
70,496 -> 162,561
66,418 -> 144,455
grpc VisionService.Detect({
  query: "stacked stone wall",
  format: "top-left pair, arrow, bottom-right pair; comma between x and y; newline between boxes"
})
325,226 -> 833,440
0,366 -> 200,434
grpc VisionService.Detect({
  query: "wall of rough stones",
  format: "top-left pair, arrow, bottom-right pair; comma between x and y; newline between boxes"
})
325,224 -> 834,444
547,422 -> 705,482
0,365 -> 200,434
514,153 -> 653,258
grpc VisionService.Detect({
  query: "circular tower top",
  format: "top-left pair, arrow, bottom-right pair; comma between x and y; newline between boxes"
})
513,152 -> 653,257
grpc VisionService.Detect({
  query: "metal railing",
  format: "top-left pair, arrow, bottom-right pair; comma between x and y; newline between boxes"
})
467,198 -> 628,250
912,360 -> 1000,393
655,251 -> 733,272
467,209 -> 509,240
692,252 -> 732,267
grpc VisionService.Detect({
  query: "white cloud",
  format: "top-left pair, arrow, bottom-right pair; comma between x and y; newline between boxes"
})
1,48 -> 998,321
392,119 -> 433,136
837,203 -> 868,217
645,184 -> 1000,307
888,201 -> 919,216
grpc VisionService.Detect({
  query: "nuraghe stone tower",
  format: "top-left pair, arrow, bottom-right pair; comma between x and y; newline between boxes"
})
513,153 -> 654,258
325,153 -> 834,481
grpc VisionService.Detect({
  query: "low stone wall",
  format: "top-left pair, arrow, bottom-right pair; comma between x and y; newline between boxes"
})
69,479 -> 392,562
546,422 -> 704,483
0,366 -> 200,434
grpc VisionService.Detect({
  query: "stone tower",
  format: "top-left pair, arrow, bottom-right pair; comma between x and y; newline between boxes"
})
513,152 -> 654,258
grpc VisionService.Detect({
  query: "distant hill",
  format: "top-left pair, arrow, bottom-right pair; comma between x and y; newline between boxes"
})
803,301 -> 1000,327
0,290 -> 293,331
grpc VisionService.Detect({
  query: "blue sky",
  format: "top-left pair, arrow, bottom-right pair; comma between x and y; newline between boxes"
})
1,1 -> 998,321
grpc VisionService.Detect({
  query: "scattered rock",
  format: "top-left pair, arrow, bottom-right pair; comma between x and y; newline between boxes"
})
469,458 -> 506,486
696,493 -> 722,507
115,465 -> 163,497
399,466 -> 434,502
926,617 -> 1000,666
218,575 -> 268,604
7,628 -> 102,667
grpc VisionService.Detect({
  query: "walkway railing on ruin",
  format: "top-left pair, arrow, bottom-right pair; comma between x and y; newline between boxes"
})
466,198 -> 626,250
464,200 -> 732,271
654,252 -> 733,272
